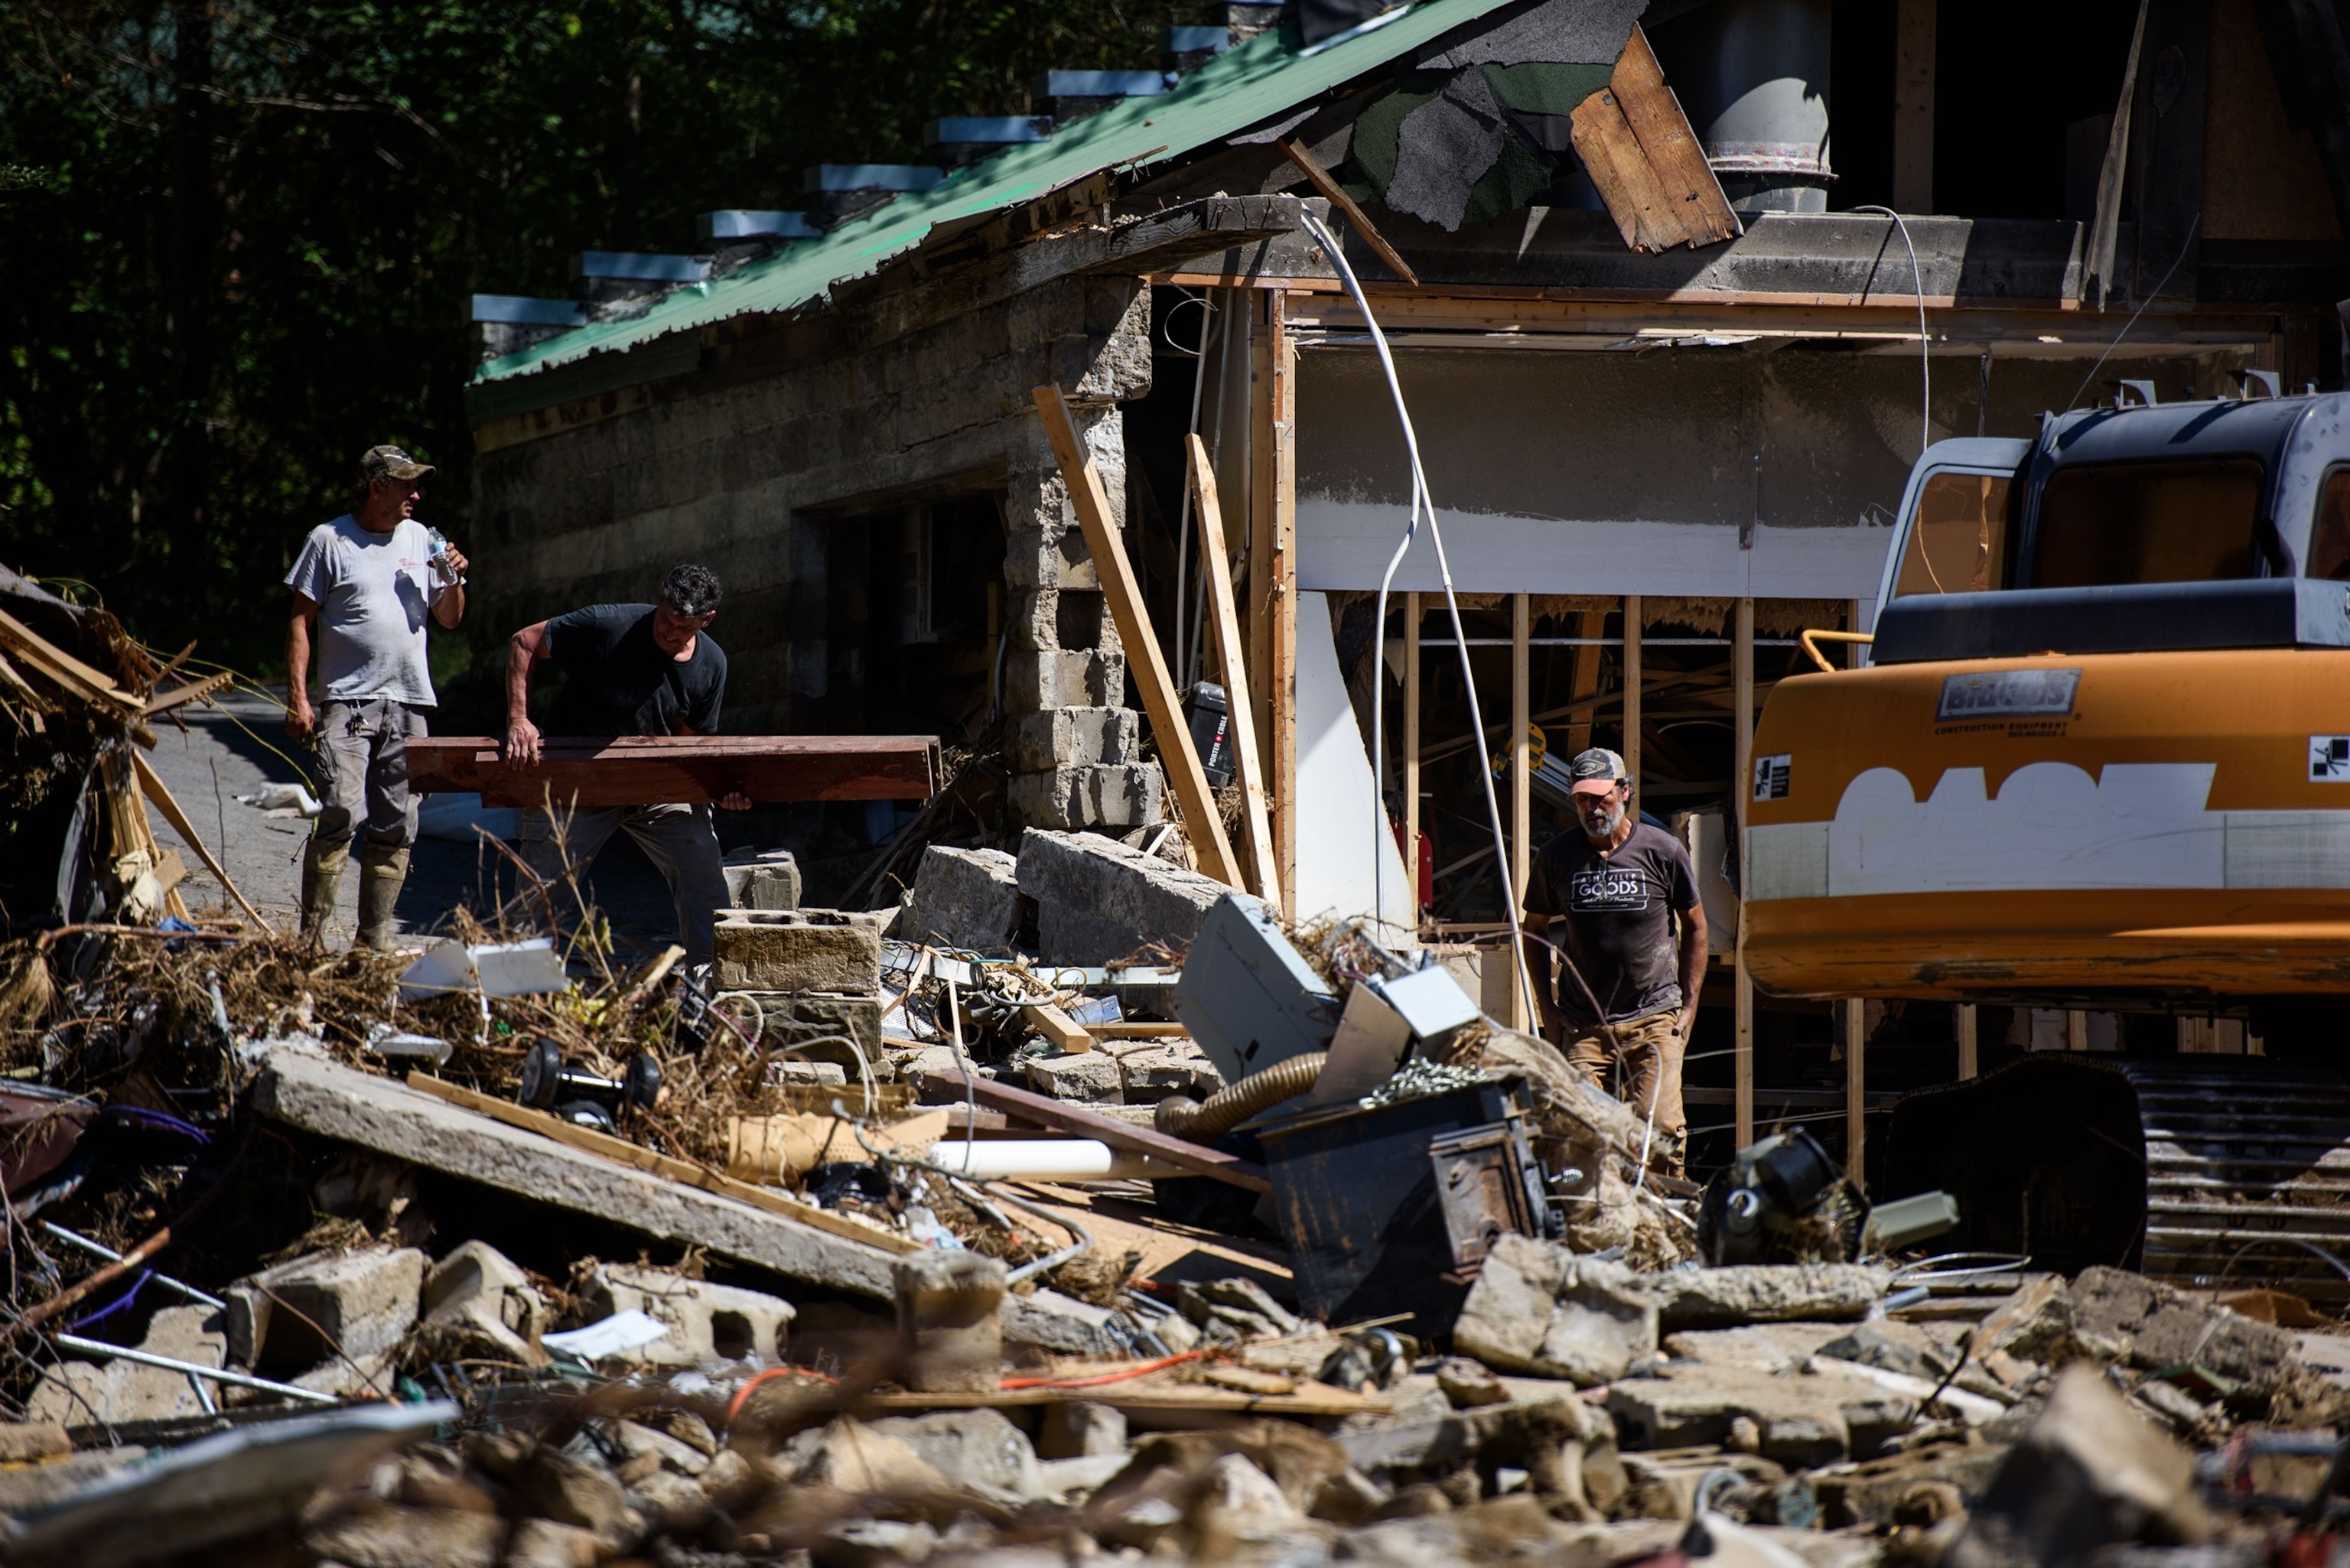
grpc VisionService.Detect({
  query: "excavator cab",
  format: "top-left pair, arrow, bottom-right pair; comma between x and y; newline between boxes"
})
1745,388 -> 2350,1004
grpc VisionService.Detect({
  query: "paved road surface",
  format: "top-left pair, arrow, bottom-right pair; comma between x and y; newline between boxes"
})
142,691 -> 683,955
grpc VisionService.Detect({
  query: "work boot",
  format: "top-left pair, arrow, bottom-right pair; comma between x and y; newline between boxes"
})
355,844 -> 410,952
299,834 -> 349,945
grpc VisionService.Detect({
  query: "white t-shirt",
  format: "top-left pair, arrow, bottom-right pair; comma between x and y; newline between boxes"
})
283,515 -> 443,705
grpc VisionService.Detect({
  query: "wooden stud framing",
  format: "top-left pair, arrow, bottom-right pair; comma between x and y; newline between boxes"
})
2068,1009 -> 2089,1052
1404,590 -> 1421,922
1033,385 -> 1242,888
1733,597 -> 1756,1148
1894,0 -> 1937,214
1263,293 -> 1300,916
1512,593 -> 1531,924
1185,434 -> 1280,905
1956,1002 -> 1979,1079
1623,596 -> 1643,799
1845,998 -> 1867,1191
1566,609 -> 1606,756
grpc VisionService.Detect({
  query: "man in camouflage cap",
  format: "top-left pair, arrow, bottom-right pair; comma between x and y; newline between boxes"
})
284,444 -> 468,948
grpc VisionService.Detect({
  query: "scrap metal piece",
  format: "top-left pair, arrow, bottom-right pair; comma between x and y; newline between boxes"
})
1167,894 -> 1340,1085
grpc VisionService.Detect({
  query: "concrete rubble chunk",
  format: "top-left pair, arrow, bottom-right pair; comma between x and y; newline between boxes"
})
1115,1044 -> 1223,1098
2072,1264 -> 2298,1393
868,1407 -> 1043,1501
0,1447 -> 146,1518
614,1417 -> 710,1475
516,1450 -> 643,1553
1015,828 -> 1228,964
584,1264 -> 795,1366
422,1240 -> 547,1366
1025,1050 -> 1124,1101
900,845 -> 1023,952
721,847 -> 802,910
1452,1233 -> 1658,1386
1815,1442 -> 2013,1529
1605,1359 -> 1916,1463
1975,1274 -> 2075,1365
1039,1400 -> 1128,1459
1947,1362 -> 2212,1568
711,907 -> 884,994
28,1306 -> 228,1428
794,1415 -> 947,1492
226,1246 -> 426,1378
304,1504 -> 504,1568
1650,1264 -> 1893,1329
1008,706 -> 1138,773
250,1051 -> 1120,1358
737,990 -> 886,1065
897,1249 -> 1006,1392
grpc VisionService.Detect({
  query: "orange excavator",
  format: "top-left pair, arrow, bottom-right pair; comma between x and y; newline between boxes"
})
1743,382 -> 2350,1298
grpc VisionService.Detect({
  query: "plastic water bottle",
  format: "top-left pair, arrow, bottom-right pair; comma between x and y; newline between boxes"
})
427,527 -> 463,587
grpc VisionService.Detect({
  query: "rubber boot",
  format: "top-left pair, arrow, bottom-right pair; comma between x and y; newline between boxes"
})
299,834 -> 349,945
356,844 -> 410,952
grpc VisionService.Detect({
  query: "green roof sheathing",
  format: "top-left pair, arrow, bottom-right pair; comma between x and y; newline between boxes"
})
471,0 -> 1519,398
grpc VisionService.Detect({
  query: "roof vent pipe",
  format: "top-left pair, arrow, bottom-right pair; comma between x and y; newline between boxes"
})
1649,0 -> 1834,216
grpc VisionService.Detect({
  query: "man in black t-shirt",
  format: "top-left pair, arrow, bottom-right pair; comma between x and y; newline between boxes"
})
502,564 -> 745,964
1521,747 -> 1708,1177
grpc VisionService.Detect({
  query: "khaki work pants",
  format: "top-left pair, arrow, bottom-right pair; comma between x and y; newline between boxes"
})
1557,1007 -> 1686,1171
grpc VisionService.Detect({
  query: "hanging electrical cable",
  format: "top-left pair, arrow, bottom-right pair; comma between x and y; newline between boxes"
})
1850,205 -> 1932,457
1300,213 -> 1536,1018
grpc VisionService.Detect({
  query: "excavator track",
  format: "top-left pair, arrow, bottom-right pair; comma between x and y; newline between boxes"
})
1886,1056 -> 2350,1305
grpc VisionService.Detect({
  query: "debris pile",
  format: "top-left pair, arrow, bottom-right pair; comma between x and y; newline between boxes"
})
3,799 -> 2350,1563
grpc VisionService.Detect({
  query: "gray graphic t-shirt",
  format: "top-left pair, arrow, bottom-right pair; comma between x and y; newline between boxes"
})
1524,821 -> 1700,1027
283,516 -> 443,705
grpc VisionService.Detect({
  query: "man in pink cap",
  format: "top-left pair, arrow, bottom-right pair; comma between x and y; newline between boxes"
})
1520,747 -> 1707,1176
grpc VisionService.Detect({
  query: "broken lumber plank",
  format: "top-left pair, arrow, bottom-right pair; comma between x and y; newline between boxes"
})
858,1381 -> 1385,1417
1606,24 -> 1742,247
129,750 -> 277,936
1020,1003 -> 1093,1055
1186,434 -> 1281,908
403,1072 -> 920,1255
0,607 -> 140,717
924,1066 -> 1271,1192
1033,384 -> 1243,890
1570,86 -> 1686,252
1277,139 -> 1420,285
141,670 -> 234,719
404,734 -> 942,807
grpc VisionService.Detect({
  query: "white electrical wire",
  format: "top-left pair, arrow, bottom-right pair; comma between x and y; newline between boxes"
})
1851,206 -> 1931,457
1302,212 -> 1536,1019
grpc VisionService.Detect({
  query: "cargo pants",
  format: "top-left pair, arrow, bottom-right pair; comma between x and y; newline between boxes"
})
1556,1007 -> 1687,1174
518,802 -> 729,965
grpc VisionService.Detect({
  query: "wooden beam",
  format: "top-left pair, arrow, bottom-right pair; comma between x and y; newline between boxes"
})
1278,139 -> 1421,285
1623,596 -> 1643,802
1265,294 -> 1300,916
1955,1002 -> 1979,1079
1033,384 -> 1243,889
923,1066 -> 1271,1192
1511,593 -> 1531,952
1021,1003 -> 1093,1054
1404,590 -> 1421,923
1570,84 -> 1687,252
1894,0 -> 1937,213
1606,24 -> 1742,246
0,607 -> 140,718
405,734 -> 942,807
1186,434 -> 1280,906
1247,295 -> 1274,831
129,750 -> 277,936
2085,0 -> 2151,305
1566,609 -> 1605,757
1845,998 -> 1867,1192
1733,597 -> 1755,1149
142,670 -> 235,719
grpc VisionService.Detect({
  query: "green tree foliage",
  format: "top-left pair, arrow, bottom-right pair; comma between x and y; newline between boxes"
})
0,0 -> 1186,673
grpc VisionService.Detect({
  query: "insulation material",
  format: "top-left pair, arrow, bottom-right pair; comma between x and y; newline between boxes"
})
1292,590 -> 1417,936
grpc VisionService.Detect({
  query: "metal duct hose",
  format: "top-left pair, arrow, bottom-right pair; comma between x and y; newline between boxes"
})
1157,1052 -> 1329,1143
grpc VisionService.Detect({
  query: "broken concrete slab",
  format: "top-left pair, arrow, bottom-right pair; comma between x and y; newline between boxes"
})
900,845 -> 1023,952
1039,1400 -> 1127,1459
867,1408 -> 1043,1502
1650,1265 -> 1892,1329
1946,1363 -> 2212,1568
721,847 -> 802,911
227,1246 -> 425,1378
587,1264 -> 795,1367
1025,1051 -> 1122,1102
422,1241 -> 546,1365
2071,1265 -> 2298,1393
1015,828 -> 1228,965
711,908 -> 884,994
1815,1441 -> 2012,1529
1605,1360 -> 1916,1463
1452,1234 -> 1658,1387
0,1448 -> 147,1518
735,991 -> 884,1064
28,1305 -> 224,1427
896,1249 -> 1004,1394
249,1050 -> 1115,1356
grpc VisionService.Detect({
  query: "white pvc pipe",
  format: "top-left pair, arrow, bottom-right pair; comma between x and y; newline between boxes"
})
926,1140 -> 1181,1182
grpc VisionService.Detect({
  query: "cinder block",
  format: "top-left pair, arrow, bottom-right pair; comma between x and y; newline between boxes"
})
228,1246 -> 427,1377
423,1241 -> 547,1365
740,991 -> 887,1079
1015,828 -> 1228,965
1115,1047 -> 1223,1099
1007,708 -> 1138,773
1084,763 -> 1164,828
711,909 -> 884,994
721,848 -> 801,911
587,1264 -> 796,1367
1004,649 -> 1123,711
1025,1052 -> 1124,1103
901,846 -> 1023,952
1008,767 -> 1086,831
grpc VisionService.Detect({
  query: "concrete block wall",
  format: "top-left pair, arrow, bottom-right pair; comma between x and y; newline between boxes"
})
470,272 -> 1166,831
